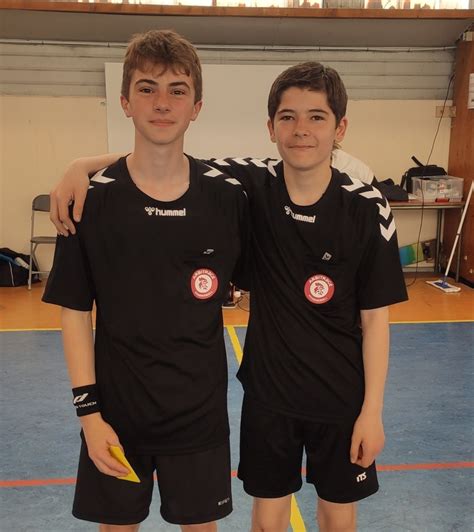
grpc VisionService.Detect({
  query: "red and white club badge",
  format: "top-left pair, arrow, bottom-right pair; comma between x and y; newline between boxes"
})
191,269 -> 219,300
304,274 -> 335,304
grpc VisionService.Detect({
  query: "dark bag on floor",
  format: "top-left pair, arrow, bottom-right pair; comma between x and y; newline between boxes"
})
400,156 -> 447,193
0,248 -> 40,287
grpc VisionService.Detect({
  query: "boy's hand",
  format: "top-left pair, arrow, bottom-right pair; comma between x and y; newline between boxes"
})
350,410 -> 385,469
81,413 -> 130,477
50,162 -> 89,236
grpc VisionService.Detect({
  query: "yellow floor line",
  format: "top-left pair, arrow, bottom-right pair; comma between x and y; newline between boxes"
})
227,325 -> 243,365
291,494 -> 307,531
227,325 -> 307,531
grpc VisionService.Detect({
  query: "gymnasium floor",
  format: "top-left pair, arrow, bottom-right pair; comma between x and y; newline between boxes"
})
1,277 -> 473,531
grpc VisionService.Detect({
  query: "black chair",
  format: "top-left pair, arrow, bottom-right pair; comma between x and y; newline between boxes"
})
28,195 -> 56,290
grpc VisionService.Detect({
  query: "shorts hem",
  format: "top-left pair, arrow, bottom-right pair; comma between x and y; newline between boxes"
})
161,505 -> 233,525
72,509 -> 149,525
315,485 -> 379,504
239,478 -> 302,499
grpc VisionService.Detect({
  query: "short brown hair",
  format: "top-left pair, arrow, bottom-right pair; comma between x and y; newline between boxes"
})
121,29 -> 202,103
268,62 -> 347,125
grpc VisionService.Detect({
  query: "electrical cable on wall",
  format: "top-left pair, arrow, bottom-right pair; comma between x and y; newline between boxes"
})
404,72 -> 455,288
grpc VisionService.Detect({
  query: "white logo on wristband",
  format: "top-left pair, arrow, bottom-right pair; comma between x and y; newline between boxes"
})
73,393 -> 89,404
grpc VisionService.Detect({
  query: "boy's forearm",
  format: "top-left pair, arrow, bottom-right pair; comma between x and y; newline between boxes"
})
70,153 -> 124,177
360,306 -> 390,416
61,307 -> 95,387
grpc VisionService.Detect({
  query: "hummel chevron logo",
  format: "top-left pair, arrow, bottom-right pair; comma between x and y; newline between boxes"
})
378,200 -> 391,220
212,159 -> 230,166
380,219 -> 396,241
250,159 -> 268,168
204,167 -> 223,178
267,160 -> 279,177
225,178 -> 240,186
342,179 -> 365,192
361,189 -> 383,200
232,158 -> 249,166
90,169 -> 115,184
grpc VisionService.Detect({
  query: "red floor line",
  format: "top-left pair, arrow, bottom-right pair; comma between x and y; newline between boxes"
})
1,462 -> 473,488
0,477 -> 77,487
376,462 -> 474,471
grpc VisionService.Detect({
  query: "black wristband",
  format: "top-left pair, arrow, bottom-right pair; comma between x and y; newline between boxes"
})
72,384 -> 101,417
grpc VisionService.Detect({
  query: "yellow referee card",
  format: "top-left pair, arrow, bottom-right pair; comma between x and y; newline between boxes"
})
109,445 -> 140,483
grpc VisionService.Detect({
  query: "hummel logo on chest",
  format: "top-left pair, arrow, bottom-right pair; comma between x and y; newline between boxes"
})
322,252 -> 332,261
284,206 -> 316,224
145,207 -> 186,217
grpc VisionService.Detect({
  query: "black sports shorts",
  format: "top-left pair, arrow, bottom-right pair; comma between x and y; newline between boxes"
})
72,438 -> 232,525
238,395 -> 378,504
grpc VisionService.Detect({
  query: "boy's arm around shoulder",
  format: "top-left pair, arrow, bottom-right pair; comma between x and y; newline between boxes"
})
202,156 -> 279,193
62,308 -> 129,478
350,306 -> 389,468
50,152 -> 123,235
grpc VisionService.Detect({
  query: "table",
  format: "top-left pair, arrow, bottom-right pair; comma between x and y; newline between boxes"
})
390,200 -> 465,281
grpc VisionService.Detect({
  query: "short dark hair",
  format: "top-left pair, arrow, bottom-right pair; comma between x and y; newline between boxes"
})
268,62 -> 347,125
121,29 -> 202,103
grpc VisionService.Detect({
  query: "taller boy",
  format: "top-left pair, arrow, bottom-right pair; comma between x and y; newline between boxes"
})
43,30 -> 248,531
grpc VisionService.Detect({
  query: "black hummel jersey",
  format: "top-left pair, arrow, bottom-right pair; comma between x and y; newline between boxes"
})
204,157 -> 408,424
43,156 -> 249,454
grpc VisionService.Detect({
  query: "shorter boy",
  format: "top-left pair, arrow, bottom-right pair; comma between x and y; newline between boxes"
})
43,30 -> 248,531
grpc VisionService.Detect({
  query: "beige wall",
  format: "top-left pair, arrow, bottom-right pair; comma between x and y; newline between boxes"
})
1,95 -> 451,273
1,96 -> 107,270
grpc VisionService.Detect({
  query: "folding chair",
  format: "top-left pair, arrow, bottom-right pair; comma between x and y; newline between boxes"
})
28,194 -> 56,290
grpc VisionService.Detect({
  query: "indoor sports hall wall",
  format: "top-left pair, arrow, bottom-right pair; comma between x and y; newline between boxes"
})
1,63 -> 451,272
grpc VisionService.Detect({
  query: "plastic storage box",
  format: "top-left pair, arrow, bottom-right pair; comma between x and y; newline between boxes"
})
412,176 -> 464,202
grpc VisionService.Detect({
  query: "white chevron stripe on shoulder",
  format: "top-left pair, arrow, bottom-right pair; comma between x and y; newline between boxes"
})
225,178 -> 241,186
380,219 -> 396,242
232,158 -> 249,166
212,159 -> 230,166
204,167 -> 223,178
90,169 -> 115,184
250,159 -> 268,168
341,178 -> 365,192
360,188 -> 383,200
88,185 -> 94,190
378,199 -> 392,220
267,159 -> 280,177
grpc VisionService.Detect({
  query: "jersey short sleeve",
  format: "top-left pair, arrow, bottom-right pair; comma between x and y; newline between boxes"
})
356,198 -> 407,309
42,226 -> 95,311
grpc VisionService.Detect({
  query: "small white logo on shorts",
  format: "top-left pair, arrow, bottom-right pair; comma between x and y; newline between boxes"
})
356,472 -> 367,483
322,252 -> 332,261
217,497 -> 230,506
